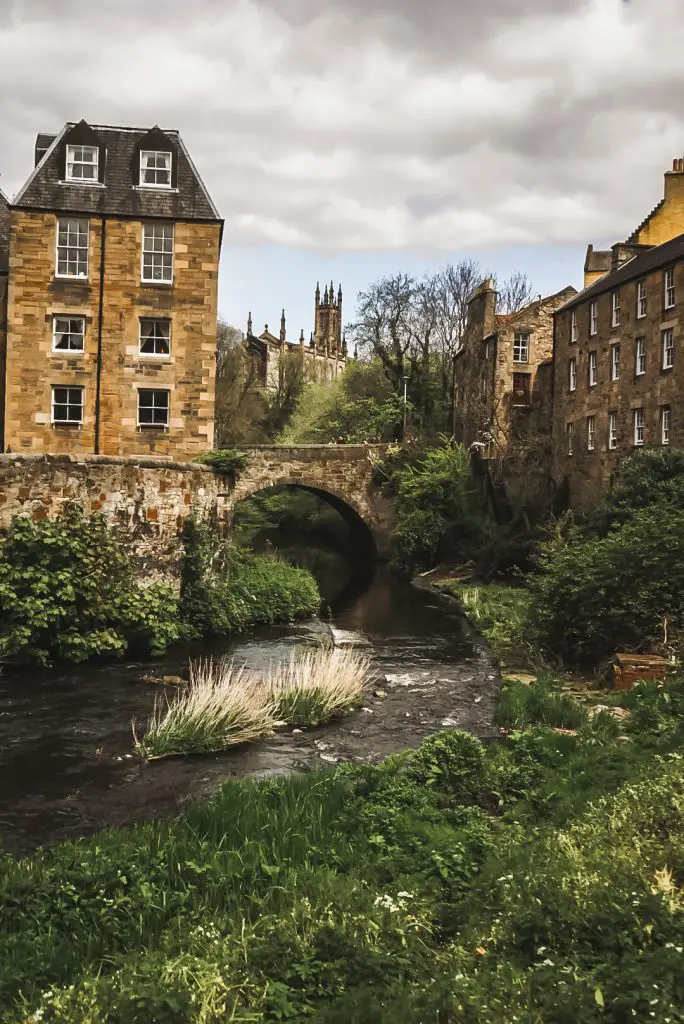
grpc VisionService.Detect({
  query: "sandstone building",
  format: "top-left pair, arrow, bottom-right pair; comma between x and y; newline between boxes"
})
554,233 -> 684,509
0,190 -> 9,450
453,280 -> 576,455
245,282 -> 347,391
3,120 -> 222,458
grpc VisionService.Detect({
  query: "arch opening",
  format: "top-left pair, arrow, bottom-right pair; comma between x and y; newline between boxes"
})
232,484 -> 377,608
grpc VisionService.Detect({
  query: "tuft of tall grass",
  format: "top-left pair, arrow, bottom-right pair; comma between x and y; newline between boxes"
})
496,673 -> 588,730
134,657 -> 276,759
267,645 -> 370,726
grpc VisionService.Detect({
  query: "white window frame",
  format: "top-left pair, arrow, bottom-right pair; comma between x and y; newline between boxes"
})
65,144 -> 99,183
139,150 -> 172,189
587,415 -> 595,451
633,407 -> 645,447
566,421 -> 574,456
611,291 -> 620,328
610,343 -> 620,382
513,332 -> 530,364
568,357 -> 577,392
137,388 -> 170,430
51,385 -> 84,426
139,318 -> 171,357
665,267 -> 676,310
589,350 -> 598,387
590,300 -> 598,336
141,223 -> 174,284
570,309 -> 578,344
635,337 -> 646,376
662,328 -> 674,370
56,217 -> 89,279
608,411 -> 618,450
661,405 -> 671,446
52,315 -> 85,354
637,279 -> 647,319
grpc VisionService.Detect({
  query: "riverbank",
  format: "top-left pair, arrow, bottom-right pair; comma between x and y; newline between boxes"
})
0,570 -> 499,855
3,671 -> 683,1022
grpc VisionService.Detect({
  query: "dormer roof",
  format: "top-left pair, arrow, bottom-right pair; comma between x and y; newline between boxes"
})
13,121 -> 220,223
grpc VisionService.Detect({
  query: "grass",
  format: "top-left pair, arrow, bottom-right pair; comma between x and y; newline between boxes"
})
135,646 -> 371,759
437,580 -> 537,669
267,645 -> 370,726
134,657 -> 276,759
3,679 -> 684,1022
496,672 -> 589,731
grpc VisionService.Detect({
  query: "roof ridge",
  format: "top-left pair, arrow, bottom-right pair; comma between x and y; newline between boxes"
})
626,198 -> 665,244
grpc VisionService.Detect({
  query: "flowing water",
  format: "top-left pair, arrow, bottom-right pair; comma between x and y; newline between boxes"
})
0,570 -> 500,855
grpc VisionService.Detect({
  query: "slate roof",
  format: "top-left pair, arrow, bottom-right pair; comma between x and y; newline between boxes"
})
584,245 -> 612,276
14,122 -> 221,223
557,233 -> 684,313
0,189 -> 9,273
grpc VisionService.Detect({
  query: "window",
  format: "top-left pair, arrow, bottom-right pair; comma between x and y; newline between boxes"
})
138,388 -> 169,429
51,385 -> 83,425
139,318 -> 171,356
611,291 -> 620,328
590,301 -> 598,336
661,404 -> 671,446
139,150 -> 172,188
662,328 -> 674,369
513,332 -> 530,363
52,316 -> 84,353
141,223 -> 173,283
633,407 -> 645,447
608,411 -> 618,450
610,343 -> 620,381
56,217 -> 88,278
512,372 -> 531,405
566,421 -> 574,456
635,337 -> 646,376
571,309 -> 578,344
637,279 -> 647,318
65,145 -> 98,182
589,350 -> 598,386
568,357 -> 577,392
665,267 -> 676,310
587,415 -> 596,451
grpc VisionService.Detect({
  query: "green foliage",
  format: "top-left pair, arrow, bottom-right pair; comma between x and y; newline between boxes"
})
529,503 -> 684,667
3,680 -> 684,1022
282,359 -> 405,444
180,518 -> 320,637
0,505 -> 181,664
589,447 -> 684,534
193,449 -> 248,477
496,675 -> 589,730
439,580 -> 536,668
381,439 -> 487,570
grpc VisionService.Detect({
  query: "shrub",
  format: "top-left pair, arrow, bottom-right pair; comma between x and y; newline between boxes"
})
193,448 -> 248,478
404,730 -> 490,803
0,504 -> 181,664
135,657 -> 276,759
496,675 -> 588,731
267,646 -> 370,726
529,504 -> 684,667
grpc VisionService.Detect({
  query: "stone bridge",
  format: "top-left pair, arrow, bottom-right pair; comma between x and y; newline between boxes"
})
228,444 -> 393,557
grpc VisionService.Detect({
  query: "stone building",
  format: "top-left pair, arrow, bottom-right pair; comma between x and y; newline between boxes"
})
0,189 -> 8,451
245,282 -> 347,392
453,279 -> 576,455
553,232 -> 684,510
3,119 -> 222,458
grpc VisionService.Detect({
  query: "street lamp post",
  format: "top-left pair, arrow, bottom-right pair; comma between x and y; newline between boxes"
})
402,375 -> 409,439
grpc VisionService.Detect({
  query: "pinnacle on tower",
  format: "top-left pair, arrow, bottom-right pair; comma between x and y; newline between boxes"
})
324,284 -> 329,304
315,281 -> 320,301
299,328 -> 305,344
280,309 -> 286,344
330,280 -> 335,304
247,311 -> 253,336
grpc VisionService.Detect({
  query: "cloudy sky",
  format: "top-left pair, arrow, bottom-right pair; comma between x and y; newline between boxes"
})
1,0 -> 683,337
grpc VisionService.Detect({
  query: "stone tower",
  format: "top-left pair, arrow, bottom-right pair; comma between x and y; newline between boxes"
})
313,281 -> 342,355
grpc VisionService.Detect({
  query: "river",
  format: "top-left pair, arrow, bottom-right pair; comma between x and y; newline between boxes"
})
0,570 -> 500,856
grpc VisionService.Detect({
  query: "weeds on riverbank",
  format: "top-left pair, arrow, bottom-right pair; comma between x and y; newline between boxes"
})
4,678 -> 684,1022
135,647 -> 370,758
268,646 -> 370,726
438,580 -> 537,668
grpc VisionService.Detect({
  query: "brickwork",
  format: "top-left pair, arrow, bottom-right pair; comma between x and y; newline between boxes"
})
554,255 -> 684,510
5,210 -> 220,458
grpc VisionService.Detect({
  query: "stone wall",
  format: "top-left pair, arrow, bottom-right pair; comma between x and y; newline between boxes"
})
5,210 -> 219,459
0,453 -> 228,582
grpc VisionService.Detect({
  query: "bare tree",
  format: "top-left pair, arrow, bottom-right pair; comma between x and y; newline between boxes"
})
494,270 -> 535,315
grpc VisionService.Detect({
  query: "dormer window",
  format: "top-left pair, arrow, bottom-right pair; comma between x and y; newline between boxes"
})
140,151 -> 172,188
66,145 -> 99,182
